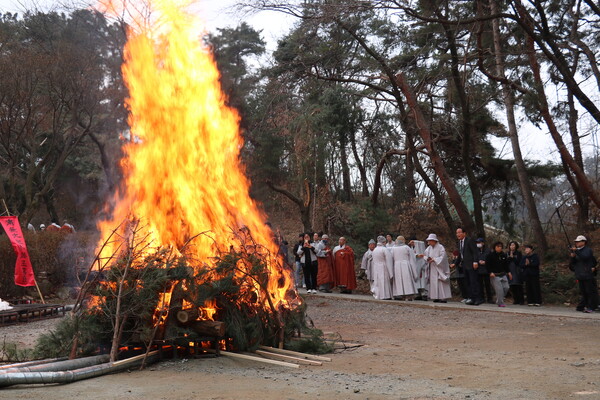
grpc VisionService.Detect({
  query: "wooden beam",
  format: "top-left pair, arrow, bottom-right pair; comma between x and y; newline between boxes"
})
258,345 -> 331,362
255,350 -> 322,366
220,351 -> 299,369
112,350 -> 160,367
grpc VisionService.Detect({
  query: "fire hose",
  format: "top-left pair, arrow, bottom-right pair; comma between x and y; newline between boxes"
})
0,357 -> 68,371
1,354 -> 109,374
0,351 -> 159,387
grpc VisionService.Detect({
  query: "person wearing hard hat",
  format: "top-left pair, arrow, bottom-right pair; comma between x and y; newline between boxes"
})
569,235 -> 598,313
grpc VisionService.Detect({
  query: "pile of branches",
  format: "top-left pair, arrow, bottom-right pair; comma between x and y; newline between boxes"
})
35,220 -> 307,362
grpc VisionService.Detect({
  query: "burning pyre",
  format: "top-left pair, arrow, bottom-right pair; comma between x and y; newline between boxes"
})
69,0 -> 303,359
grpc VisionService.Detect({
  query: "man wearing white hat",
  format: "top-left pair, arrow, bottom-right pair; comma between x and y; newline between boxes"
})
569,235 -> 598,313
424,233 -> 451,302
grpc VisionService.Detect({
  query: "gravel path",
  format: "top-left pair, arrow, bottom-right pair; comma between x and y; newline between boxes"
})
1,294 -> 599,399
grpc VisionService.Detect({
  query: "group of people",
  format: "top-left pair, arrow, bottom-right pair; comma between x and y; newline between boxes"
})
26,222 -> 76,233
291,227 -> 598,313
451,228 -> 542,307
293,232 -> 357,294
360,234 -> 451,302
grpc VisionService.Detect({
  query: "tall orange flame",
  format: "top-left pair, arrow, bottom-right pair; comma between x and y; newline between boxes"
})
96,0 -> 295,313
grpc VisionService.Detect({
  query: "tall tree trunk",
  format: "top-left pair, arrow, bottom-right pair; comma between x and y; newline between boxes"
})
43,192 -> 60,224
372,148 -> 409,207
395,72 -> 476,233
350,128 -> 369,197
339,133 -> 353,201
336,18 -> 473,230
567,89 -> 589,227
489,0 -> 548,253
405,131 -> 416,201
87,131 -> 116,191
441,22 -> 485,236
314,135 -> 327,188
521,15 -> 600,213
407,134 -> 456,233
511,0 -> 600,127
265,179 -> 312,232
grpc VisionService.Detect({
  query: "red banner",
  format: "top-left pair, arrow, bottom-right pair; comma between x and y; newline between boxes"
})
0,216 -> 35,287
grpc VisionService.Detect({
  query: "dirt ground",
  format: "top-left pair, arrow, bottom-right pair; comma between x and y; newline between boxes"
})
1,294 -> 600,400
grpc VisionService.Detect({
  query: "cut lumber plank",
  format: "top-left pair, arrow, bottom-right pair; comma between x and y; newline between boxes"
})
254,350 -> 322,366
323,339 -> 364,346
113,350 -> 160,367
220,351 -> 299,368
258,345 -> 332,362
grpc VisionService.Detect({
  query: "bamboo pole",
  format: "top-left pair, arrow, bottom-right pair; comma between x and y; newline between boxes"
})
1,200 -> 45,304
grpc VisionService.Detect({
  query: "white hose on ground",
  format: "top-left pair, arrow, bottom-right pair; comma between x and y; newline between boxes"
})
0,357 -> 68,370
0,351 -> 160,387
0,354 -> 109,374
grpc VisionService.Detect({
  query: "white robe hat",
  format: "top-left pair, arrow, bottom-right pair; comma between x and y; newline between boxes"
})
425,233 -> 439,242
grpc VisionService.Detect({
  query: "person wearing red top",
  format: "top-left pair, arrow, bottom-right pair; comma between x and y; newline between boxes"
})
333,237 -> 356,293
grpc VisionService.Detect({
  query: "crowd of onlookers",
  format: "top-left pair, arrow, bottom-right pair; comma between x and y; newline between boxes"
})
26,222 -> 76,233
284,227 -> 598,313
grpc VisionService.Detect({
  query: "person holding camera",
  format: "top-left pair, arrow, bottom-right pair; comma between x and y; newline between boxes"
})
521,245 -> 542,306
506,241 -> 524,305
569,235 -> 598,313
297,233 -> 318,294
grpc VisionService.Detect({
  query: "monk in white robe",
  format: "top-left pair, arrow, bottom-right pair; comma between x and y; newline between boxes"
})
411,239 -> 429,300
360,239 -> 376,283
385,234 -> 394,250
424,233 -> 451,302
391,236 -> 418,298
371,236 -> 394,300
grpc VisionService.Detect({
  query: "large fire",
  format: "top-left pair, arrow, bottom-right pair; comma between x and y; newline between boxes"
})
96,0 -> 296,319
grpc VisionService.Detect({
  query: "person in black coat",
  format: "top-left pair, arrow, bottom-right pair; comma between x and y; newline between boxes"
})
293,233 -> 306,288
569,235 -> 598,313
297,233 -> 318,294
520,245 -> 542,306
475,238 -> 493,303
486,242 -> 513,307
454,227 -> 483,305
507,241 -> 524,305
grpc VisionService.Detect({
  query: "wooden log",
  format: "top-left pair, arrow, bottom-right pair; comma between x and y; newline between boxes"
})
258,345 -> 332,362
176,309 -> 199,325
255,350 -> 322,366
191,320 -> 225,337
220,351 -> 299,368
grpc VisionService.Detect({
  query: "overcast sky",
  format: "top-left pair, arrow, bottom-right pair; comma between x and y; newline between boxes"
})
0,0 -> 590,163
0,0 -> 294,49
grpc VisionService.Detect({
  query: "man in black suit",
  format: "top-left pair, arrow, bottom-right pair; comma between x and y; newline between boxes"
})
455,227 -> 483,305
